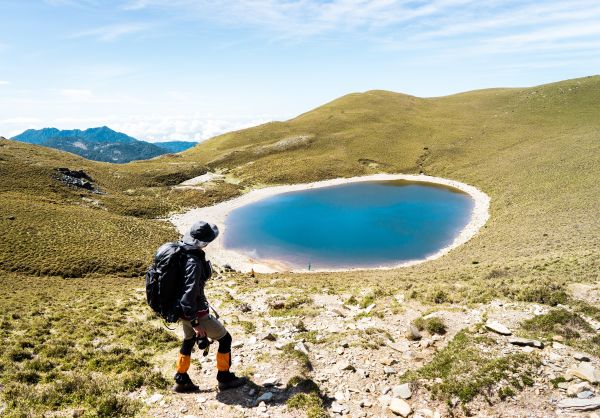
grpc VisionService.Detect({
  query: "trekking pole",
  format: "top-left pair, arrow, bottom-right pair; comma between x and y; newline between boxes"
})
208,303 -> 220,319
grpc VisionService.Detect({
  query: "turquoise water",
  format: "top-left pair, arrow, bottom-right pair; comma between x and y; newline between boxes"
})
223,180 -> 474,269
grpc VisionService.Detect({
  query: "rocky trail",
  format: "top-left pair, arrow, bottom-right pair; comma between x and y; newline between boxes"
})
138,273 -> 600,418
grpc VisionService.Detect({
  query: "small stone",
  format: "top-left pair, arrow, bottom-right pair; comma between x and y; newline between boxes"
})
337,346 -> 345,355
332,308 -> 346,317
248,389 -> 256,396
389,398 -> 412,417
381,386 -> 391,395
573,352 -> 592,362
339,361 -> 356,372
232,340 -> 244,348
360,399 -> 373,408
365,303 -> 376,313
331,401 -> 345,414
485,320 -> 512,335
262,377 -> 280,387
7,215 -> 15,221
578,391 -> 595,399
334,391 -> 346,402
260,332 -> 277,341
552,335 -> 565,342
145,393 -> 163,405
568,382 -> 592,397
392,383 -> 412,400
295,341 -> 309,354
72,409 -> 84,418
256,392 -> 273,403
179,406 -> 188,413
257,401 -> 267,413
508,337 -> 544,349
384,366 -> 397,375
381,358 -> 398,366
407,324 -> 422,340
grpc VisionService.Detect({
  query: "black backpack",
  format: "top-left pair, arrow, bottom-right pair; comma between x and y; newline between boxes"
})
145,242 -> 187,322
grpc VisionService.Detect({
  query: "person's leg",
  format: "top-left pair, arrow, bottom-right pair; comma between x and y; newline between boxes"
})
198,315 -> 245,390
173,320 -> 199,393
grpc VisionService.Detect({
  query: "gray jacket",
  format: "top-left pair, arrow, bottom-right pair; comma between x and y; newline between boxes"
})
178,244 -> 212,319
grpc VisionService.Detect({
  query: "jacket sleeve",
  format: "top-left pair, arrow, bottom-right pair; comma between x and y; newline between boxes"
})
179,256 -> 209,319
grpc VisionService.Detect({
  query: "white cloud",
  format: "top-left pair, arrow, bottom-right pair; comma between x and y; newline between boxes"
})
72,22 -> 152,41
59,89 -> 94,101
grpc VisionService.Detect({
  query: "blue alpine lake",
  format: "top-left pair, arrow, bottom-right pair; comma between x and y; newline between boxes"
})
223,180 -> 474,269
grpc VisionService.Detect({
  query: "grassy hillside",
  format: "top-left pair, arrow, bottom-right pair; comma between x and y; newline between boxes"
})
1,76 -> 599,416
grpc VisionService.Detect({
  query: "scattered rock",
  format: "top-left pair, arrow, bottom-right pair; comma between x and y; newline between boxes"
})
294,341 -> 309,354
389,398 -> 412,416
384,366 -> 397,375
232,340 -> 244,348
145,393 -> 163,405
179,406 -> 188,413
256,392 -> 273,403
360,399 -> 373,408
339,361 -> 356,372
552,335 -> 565,342
392,383 -> 412,400
579,391 -> 595,399
566,363 -> 600,383
485,320 -> 512,335
259,332 -> 277,341
407,324 -> 422,340
568,382 -> 593,397
573,352 -> 592,362
331,402 -> 345,414
381,358 -> 397,366
262,377 -> 280,387
365,303 -> 376,313
557,397 -> 600,411
7,215 -> 15,221
55,168 -> 102,194
508,337 -> 543,349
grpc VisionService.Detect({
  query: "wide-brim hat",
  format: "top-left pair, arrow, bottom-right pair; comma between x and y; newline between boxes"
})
182,221 -> 219,247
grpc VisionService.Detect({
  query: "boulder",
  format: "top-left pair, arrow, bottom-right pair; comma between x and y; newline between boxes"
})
256,392 -> 273,403
565,363 -> 600,384
557,397 -> 600,411
392,383 -> 412,399
508,337 -> 544,349
389,398 -> 412,417
485,320 -> 512,335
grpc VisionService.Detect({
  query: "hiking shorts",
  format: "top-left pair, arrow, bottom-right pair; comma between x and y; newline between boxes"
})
181,314 -> 227,341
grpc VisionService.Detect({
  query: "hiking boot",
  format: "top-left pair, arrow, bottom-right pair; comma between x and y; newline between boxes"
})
173,372 -> 199,393
217,371 -> 246,390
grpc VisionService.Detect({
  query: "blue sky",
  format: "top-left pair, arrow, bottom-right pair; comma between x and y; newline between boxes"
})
1,0 -> 599,141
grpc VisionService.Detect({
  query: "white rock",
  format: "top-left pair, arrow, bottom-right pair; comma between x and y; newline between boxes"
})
389,398 -> 412,416
565,363 -> 600,383
334,391 -> 346,402
331,401 -> 345,414
145,393 -> 163,405
232,340 -> 244,348
557,397 -> 600,411
392,383 -> 412,399
384,366 -> 397,375
485,320 -> 512,335
360,399 -> 373,408
365,303 -> 376,313
568,382 -> 593,397
196,395 -> 207,403
378,395 -> 391,407
295,341 -> 309,354
179,406 -> 188,413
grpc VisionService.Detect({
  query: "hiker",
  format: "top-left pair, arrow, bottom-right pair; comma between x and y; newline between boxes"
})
173,221 -> 245,393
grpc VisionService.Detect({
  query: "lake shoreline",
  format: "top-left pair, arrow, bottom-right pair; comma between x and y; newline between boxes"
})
169,173 -> 491,273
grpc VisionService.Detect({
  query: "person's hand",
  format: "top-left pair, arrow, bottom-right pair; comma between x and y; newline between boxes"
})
193,325 -> 207,338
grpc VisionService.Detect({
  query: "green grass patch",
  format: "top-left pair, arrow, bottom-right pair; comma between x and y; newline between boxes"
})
401,330 -> 540,408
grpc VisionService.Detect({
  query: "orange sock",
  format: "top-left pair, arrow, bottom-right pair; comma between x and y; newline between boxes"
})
216,352 -> 230,372
176,353 -> 191,373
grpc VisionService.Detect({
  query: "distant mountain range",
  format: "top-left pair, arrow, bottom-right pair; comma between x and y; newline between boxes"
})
11,127 -> 198,163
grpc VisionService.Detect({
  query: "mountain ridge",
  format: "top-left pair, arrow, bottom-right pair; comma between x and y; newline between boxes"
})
11,126 -> 198,163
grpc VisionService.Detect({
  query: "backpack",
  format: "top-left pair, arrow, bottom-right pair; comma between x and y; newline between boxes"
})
145,242 -> 187,322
